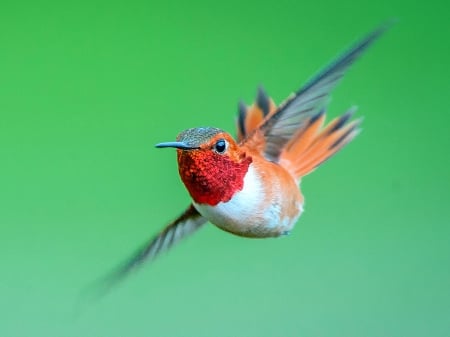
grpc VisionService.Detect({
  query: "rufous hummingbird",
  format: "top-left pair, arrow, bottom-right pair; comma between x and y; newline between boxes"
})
102,23 -> 391,289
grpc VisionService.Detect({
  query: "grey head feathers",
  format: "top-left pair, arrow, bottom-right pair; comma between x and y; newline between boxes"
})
176,127 -> 224,148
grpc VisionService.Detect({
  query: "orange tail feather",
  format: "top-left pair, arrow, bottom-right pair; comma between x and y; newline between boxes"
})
237,87 -> 277,141
280,107 -> 361,178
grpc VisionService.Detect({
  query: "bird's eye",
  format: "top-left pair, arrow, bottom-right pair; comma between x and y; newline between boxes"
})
214,139 -> 227,154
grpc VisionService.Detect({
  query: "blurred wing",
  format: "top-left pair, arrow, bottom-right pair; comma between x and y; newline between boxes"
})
256,22 -> 391,162
91,205 -> 207,296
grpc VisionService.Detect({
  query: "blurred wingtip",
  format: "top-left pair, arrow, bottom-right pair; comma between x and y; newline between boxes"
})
383,17 -> 400,28
366,18 -> 397,43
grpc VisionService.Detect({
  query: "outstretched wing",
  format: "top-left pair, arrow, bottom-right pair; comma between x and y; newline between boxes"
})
90,205 -> 207,296
249,22 -> 392,162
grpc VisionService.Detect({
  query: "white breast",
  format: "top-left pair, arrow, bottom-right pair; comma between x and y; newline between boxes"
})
193,164 -> 301,237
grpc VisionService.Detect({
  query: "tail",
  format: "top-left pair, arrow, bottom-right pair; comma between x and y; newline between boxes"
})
279,107 -> 362,178
236,86 -> 277,142
236,88 -> 362,179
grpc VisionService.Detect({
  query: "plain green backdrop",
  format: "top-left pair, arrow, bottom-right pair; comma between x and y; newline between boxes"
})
1,0 -> 449,336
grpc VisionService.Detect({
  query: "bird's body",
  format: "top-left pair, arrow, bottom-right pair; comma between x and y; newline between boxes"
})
171,126 -> 305,238
191,146 -> 304,238
101,23 -> 392,289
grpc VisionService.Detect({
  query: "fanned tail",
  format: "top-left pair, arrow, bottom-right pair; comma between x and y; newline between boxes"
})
236,88 -> 362,179
279,107 -> 362,178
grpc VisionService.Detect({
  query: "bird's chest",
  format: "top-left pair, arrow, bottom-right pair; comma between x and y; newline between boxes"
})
178,151 -> 252,206
193,163 -> 303,238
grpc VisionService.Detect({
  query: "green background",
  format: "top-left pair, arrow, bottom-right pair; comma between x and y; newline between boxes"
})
1,0 -> 449,336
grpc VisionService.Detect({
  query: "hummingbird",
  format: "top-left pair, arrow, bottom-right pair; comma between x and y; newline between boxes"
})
102,23 -> 391,289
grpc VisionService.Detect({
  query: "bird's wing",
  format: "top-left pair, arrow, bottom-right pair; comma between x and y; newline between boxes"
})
243,22 -> 391,162
92,205 -> 207,295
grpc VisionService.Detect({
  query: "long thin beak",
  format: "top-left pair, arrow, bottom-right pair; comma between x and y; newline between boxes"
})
155,141 -> 199,150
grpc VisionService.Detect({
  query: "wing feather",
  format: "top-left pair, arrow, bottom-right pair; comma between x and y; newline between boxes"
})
257,22 -> 392,161
89,205 -> 206,296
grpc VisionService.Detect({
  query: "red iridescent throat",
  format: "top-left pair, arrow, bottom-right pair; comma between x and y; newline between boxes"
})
177,151 -> 252,206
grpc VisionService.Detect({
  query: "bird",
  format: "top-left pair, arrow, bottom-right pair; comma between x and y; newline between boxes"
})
100,23 -> 392,291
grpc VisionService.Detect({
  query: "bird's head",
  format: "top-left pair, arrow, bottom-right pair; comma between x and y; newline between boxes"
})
156,127 -> 253,206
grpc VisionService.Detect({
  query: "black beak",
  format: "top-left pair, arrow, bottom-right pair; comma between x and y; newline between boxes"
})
155,141 -> 199,150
